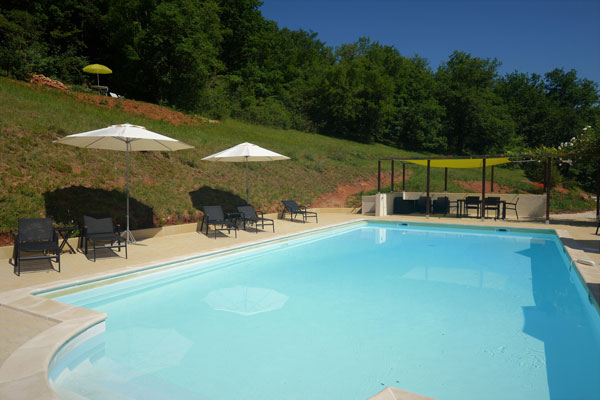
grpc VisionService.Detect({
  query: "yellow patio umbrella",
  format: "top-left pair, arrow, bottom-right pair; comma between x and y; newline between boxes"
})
83,64 -> 112,86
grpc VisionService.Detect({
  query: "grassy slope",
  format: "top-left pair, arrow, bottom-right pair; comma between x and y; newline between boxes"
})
0,78 -> 592,235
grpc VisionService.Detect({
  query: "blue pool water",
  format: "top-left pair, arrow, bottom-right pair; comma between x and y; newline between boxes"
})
47,222 -> 600,400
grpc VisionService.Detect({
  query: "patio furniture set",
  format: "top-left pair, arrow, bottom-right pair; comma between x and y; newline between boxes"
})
12,215 -> 126,276
11,200 -> 317,275
394,196 -> 519,220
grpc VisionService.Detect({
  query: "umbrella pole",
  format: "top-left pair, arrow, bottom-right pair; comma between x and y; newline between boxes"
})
96,73 -> 100,86
126,141 -> 136,243
245,157 -> 249,204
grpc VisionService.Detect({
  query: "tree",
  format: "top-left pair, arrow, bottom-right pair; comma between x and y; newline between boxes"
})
543,68 -> 600,146
101,0 -> 222,110
309,38 -> 395,143
436,51 -> 516,154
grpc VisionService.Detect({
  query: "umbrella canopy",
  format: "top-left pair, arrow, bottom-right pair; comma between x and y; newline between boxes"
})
83,64 -> 112,86
201,142 -> 289,203
202,142 -> 290,162
83,64 -> 113,75
55,124 -> 193,242
55,123 -> 193,152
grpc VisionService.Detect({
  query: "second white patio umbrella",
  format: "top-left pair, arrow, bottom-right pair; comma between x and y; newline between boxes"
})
201,142 -> 290,203
55,123 -> 193,243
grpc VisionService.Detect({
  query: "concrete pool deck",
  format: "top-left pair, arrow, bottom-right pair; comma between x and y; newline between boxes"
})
1,211 -> 599,400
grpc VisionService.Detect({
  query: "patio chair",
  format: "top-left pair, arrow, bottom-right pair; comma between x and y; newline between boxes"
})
237,205 -> 274,233
201,206 -> 238,239
464,196 -> 480,218
281,200 -> 318,223
83,215 -> 127,262
12,218 -> 60,276
484,197 -> 501,219
432,196 -> 450,215
505,197 -> 519,220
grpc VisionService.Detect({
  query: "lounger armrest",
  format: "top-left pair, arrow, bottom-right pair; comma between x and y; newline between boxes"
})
82,225 -> 88,238
299,205 -> 307,211
256,210 -> 264,217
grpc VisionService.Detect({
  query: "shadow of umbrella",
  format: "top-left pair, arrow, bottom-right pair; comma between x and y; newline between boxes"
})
189,186 -> 246,213
107,328 -> 193,377
44,186 -> 154,230
204,286 -> 289,316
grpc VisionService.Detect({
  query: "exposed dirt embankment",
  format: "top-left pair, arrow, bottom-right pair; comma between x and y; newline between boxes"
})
312,171 -> 412,208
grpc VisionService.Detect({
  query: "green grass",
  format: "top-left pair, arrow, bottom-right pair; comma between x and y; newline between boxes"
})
0,78 -> 594,236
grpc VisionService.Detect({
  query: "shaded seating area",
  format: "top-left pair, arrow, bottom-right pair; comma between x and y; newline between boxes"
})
281,200 -> 318,223
83,215 -> 127,262
12,218 -> 60,276
237,205 -> 274,233
201,206 -> 238,239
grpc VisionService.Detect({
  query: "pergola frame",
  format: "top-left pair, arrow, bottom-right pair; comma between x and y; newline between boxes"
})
378,154 -> 600,223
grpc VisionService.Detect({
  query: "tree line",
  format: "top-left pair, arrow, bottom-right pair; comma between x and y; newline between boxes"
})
1,0 -> 599,157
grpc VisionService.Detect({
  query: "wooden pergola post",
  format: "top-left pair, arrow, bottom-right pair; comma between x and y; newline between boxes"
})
491,166 -> 495,193
377,160 -> 381,193
545,156 -> 551,224
444,168 -> 448,192
481,158 -> 486,220
596,160 -> 599,219
426,159 -> 431,217
402,163 -> 406,193
391,160 -> 395,192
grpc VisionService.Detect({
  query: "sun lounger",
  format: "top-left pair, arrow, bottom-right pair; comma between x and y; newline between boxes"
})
201,206 -> 238,239
237,205 -> 274,232
281,200 -> 318,223
12,218 -> 60,276
83,215 -> 127,262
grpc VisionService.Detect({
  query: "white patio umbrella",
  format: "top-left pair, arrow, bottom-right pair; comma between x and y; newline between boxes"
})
55,123 -> 193,243
201,142 -> 290,203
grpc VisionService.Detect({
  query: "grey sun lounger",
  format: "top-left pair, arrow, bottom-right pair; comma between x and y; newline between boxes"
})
201,206 -> 238,239
237,205 -> 274,232
13,218 -> 60,276
281,200 -> 318,223
83,215 -> 127,262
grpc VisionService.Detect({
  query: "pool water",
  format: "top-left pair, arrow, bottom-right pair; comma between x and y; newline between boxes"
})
48,222 -> 600,400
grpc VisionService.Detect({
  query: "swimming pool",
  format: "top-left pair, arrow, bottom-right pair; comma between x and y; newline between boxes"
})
46,221 -> 600,400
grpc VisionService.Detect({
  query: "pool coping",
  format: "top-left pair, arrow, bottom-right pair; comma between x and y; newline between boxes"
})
0,218 -> 598,400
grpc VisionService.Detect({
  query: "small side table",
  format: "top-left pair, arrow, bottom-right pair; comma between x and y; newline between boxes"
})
225,212 -> 243,227
57,226 -> 78,254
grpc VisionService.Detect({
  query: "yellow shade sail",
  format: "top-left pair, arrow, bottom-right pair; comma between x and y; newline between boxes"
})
402,157 -> 511,169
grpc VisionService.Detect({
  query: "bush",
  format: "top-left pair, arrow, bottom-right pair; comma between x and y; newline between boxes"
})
521,160 -> 562,188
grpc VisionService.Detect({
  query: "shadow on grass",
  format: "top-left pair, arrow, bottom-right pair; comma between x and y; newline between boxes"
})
189,186 -> 246,213
44,186 -> 154,229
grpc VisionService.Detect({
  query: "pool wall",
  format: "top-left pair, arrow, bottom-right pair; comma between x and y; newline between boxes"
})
0,218 -> 598,400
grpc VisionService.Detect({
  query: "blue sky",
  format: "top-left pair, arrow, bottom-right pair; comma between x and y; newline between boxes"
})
260,0 -> 600,85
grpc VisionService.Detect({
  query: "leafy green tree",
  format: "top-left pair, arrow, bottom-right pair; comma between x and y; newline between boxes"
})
496,72 -> 550,147
383,55 -> 446,151
0,9 -> 47,79
309,38 -> 395,143
101,0 -> 222,110
543,68 -> 599,145
435,51 -> 516,154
